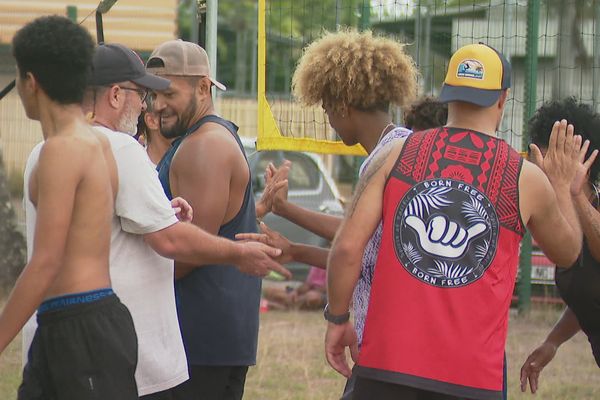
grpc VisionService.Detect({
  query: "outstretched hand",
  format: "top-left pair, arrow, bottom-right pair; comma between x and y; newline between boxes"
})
235,222 -> 293,264
256,160 -> 291,218
236,241 -> 292,279
520,341 -> 557,394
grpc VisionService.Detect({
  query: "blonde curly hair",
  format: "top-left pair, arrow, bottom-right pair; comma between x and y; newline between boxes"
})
292,29 -> 418,115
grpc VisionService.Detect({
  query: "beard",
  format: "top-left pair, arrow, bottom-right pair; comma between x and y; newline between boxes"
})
116,100 -> 140,136
160,95 -> 198,139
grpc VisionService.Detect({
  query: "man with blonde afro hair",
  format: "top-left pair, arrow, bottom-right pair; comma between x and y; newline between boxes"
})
293,29 -> 418,151
248,29 -> 418,399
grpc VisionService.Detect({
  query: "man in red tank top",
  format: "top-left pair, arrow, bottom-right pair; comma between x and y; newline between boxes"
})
324,44 -> 597,400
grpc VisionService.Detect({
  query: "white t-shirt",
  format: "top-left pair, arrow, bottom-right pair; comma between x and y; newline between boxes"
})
22,127 -> 188,396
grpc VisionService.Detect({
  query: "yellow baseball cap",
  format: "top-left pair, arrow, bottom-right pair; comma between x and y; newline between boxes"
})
439,43 -> 511,107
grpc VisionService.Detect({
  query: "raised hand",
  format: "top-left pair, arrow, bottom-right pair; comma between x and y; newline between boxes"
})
236,241 -> 292,279
530,120 -> 598,197
271,160 -> 291,216
570,139 -> 599,197
405,215 -> 486,258
520,342 -> 557,393
530,120 -> 579,186
171,197 -> 193,222
256,160 -> 291,218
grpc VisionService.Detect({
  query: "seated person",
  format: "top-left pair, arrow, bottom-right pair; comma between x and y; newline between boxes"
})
263,267 -> 326,311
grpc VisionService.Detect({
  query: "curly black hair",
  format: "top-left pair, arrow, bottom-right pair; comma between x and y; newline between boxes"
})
12,16 -> 94,104
528,97 -> 600,182
404,96 -> 448,131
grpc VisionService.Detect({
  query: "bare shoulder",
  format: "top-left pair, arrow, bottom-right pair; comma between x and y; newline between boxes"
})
39,135 -> 86,163
519,159 -> 553,224
363,138 -> 407,180
348,139 -> 406,215
519,159 -> 551,196
39,127 -> 107,170
176,121 -> 241,164
89,127 -> 112,152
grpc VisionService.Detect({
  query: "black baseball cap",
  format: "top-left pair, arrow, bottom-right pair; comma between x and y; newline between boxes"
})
89,43 -> 170,90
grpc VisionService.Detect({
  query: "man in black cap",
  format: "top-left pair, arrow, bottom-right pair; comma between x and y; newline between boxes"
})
21,42 -> 290,400
87,43 -> 169,135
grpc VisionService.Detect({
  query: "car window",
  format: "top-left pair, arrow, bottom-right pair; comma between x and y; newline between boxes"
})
283,152 -> 320,190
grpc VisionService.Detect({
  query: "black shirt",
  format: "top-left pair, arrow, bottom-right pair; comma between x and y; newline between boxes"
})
555,241 -> 600,367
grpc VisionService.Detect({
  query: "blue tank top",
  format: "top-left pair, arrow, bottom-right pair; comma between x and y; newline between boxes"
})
157,115 -> 261,366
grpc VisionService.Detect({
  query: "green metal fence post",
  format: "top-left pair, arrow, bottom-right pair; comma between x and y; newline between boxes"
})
352,1 -> 371,189
66,5 -> 77,22
359,0 -> 370,31
517,0 -> 540,314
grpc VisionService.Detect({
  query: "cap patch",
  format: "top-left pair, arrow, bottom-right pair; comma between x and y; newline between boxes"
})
457,59 -> 484,80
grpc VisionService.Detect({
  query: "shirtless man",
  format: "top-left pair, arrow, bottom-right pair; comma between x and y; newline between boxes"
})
0,16 -> 137,399
20,42 -> 290,400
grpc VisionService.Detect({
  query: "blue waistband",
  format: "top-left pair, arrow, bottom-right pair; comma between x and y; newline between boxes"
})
38,288 -> 114,314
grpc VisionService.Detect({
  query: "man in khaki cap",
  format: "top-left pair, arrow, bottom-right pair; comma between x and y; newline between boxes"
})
147,40 -> 261,400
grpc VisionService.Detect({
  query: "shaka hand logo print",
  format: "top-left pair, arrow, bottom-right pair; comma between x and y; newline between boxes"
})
405,215 -> 487,259
393,178 -> 499,288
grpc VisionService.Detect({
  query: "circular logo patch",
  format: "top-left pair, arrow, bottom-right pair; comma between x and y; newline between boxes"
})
393,178 -> 498,288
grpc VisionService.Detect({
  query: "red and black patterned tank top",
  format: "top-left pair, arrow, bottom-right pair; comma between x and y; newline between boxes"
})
356,127 -> 524,400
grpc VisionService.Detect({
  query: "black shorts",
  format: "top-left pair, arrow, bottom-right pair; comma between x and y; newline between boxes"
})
589,334 -> 600,368
18,293 -> 138,400
171,365 -> 249,400
353,376 -> 473,400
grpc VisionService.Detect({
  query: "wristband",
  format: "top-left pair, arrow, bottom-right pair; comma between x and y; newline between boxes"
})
323,303 -> 350,325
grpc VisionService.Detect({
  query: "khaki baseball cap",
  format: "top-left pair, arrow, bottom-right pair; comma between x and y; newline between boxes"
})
146,39 -> 226,91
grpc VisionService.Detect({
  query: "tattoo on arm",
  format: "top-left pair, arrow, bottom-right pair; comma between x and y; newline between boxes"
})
347,145 -> 395,218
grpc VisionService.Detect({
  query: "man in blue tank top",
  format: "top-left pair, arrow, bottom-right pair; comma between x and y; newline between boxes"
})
147,40 -> 261,400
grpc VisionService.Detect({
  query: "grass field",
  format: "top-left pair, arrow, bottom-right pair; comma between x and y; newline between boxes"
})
0,307 -> 598,399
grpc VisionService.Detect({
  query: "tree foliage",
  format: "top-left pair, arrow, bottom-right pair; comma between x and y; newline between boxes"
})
0,153 -> 25,291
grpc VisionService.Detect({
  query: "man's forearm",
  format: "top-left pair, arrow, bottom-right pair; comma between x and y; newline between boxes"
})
255,201 -> 268,219
574,193 -> 600,261
277,201 -> 342,242
327,243 -> 362,315
545,307 -> 581,348
554,185 -> 583,256
290,244 -> 329,269
145,222 -> 243,266
0,259 -> 57,352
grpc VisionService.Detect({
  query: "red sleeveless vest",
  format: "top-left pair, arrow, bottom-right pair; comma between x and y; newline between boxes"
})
356,127 -> 524,400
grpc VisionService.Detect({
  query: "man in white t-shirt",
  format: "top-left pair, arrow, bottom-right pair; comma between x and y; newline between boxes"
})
22,43 -> 290,400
